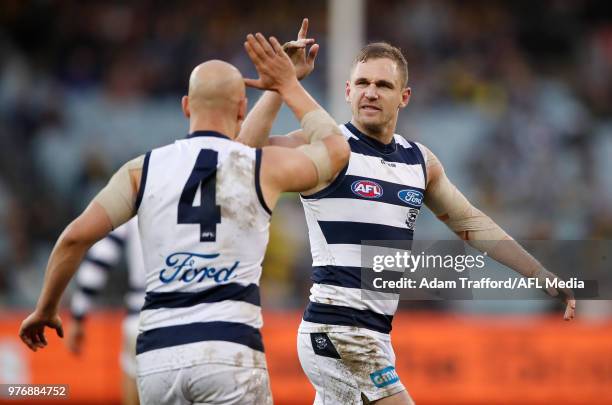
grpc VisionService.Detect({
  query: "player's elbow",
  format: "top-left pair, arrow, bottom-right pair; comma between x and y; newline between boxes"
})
61,222 -> 85,248
61,217 -> 96,248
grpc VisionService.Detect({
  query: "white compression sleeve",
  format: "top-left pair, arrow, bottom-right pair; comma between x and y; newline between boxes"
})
92,156 -> 143,229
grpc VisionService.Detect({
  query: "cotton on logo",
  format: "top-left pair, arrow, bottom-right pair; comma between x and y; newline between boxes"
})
351,180 -> 383,198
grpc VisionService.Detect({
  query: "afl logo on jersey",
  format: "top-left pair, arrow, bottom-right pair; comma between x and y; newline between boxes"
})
351,180 -> 383,198
398,189 -> 424,207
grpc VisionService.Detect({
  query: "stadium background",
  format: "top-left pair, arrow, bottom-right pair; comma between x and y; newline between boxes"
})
1,0 -> 611,404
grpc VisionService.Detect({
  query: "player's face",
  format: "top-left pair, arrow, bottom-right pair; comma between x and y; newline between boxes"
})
346,58 -> 410,134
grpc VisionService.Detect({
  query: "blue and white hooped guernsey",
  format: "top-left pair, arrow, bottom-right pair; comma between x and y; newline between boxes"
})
300,122 -> 427,335
135,131 -> 271,376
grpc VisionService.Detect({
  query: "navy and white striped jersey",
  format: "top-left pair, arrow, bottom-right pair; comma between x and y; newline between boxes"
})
135,131 -> 270,374
300,123 -> 427,335
70,217 -> 145,321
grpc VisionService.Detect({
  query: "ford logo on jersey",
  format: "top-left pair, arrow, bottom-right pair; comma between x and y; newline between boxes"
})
351,180 -> 383,198
159,252 -> 239,284
398,189 -> 424,207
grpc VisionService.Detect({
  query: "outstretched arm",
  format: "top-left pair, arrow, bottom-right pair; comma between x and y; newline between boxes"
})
423,145 -> 575,320
236,91 -> 283,147
237,18 -> 318,148
19,158 -> 142,351
19,202 -> 112,351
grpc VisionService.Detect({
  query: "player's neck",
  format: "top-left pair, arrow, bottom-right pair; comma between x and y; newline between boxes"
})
350,119 -> 396,145
189,114 -> 238,139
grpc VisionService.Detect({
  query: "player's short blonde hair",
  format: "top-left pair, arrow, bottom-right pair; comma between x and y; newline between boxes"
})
352,42 -> 409,87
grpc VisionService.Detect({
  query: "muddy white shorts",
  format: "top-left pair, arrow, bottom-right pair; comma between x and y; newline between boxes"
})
297,321 -> 412,404
137,362 -> 272,405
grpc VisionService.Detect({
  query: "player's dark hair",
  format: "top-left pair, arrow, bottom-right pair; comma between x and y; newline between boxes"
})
352,42 -> 409,87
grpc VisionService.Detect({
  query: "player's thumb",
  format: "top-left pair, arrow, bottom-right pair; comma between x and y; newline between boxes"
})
244,78 -> 263,89
564,300 -> 575,320
308,44 -> 320,64
49,317 -> 64,338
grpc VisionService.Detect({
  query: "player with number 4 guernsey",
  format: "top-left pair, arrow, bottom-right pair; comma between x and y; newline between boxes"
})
18,33 -> 349,405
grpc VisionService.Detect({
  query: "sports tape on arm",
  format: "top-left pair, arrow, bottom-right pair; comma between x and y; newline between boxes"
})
297,109 -> 343,183
424,148 -> 544,278
92,156 -> 143,229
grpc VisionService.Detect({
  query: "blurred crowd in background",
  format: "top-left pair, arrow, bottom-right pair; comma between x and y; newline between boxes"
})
1,0 -> 611,312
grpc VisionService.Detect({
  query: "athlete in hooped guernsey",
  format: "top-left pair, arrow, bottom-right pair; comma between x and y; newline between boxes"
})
300,120 -> 428,327
297,118 -> 428,405
18,32 -> 351,405
239,22 -> 576,405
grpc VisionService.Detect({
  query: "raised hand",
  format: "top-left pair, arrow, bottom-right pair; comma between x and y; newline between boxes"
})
244,33 -> 298,92
282,18 -> 319,80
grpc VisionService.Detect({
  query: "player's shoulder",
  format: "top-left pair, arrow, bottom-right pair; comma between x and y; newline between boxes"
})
149,140 -> 177,157
338,124 -> 359,140
230,138 -> 258,154
156,136 -> 257,158
392,134 -> 430,163
221,140 -> 259,167
193,134 -> 257,155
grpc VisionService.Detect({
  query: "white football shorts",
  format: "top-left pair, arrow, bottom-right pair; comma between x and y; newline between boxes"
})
297,321 -> 413,404
137,362 -> 272,405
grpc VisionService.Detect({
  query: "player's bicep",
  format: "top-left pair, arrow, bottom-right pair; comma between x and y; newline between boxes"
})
262,146 -> 319,193
425,169 -> 473,223
63,202 -> 114,247
423,146 -> 460,215
268,129 -> 308,148
92,155 -> 143,229
422,145 -> 443,190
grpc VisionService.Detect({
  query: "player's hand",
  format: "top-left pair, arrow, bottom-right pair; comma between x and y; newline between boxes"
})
18,310 -> 64,352
244,33 -> 298,92
66,319 -> 85,355
283,18 -> 319,80
533,268 -> 576,321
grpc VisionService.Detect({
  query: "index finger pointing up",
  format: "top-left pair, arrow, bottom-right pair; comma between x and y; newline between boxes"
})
298,18 -> 309,40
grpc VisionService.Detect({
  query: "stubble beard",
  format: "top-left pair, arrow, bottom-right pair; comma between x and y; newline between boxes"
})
358,111 -> 389,137
362,120 -> 384,135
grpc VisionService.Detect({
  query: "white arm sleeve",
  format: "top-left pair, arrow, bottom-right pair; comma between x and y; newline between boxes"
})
423,146 -> 545,278
92,156 -> 143,229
